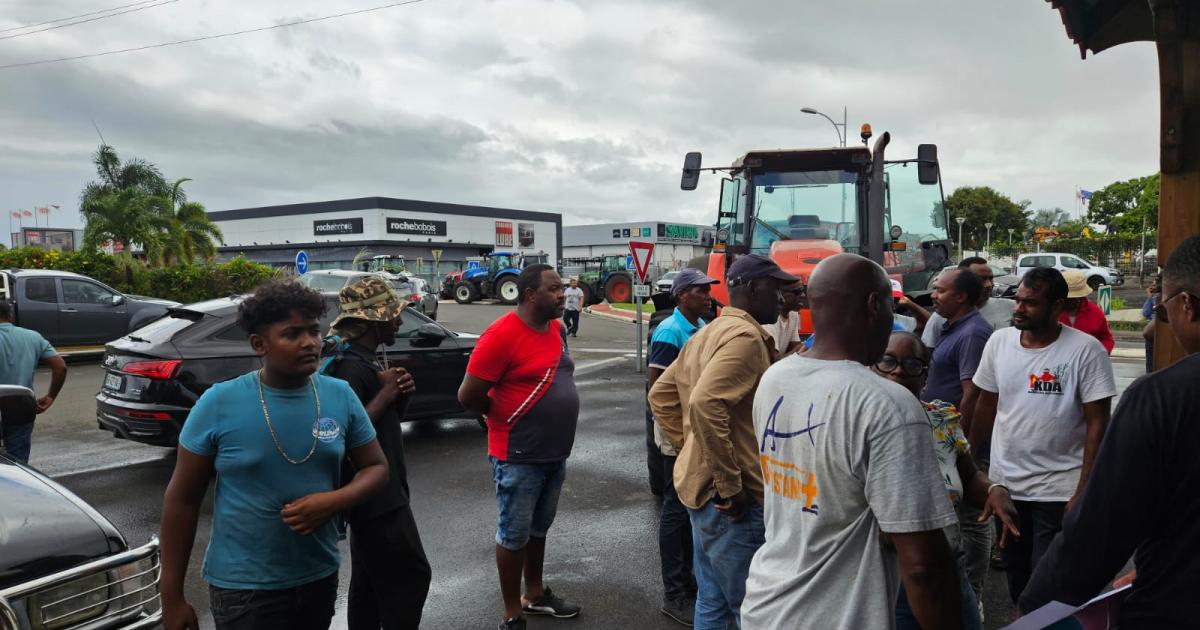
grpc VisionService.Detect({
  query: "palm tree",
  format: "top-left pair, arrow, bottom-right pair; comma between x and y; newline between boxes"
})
159,179 -> 224,263
80,145 -> 169,256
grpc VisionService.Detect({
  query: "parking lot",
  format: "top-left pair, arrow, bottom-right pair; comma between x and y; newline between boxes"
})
24,301 -> 1149,629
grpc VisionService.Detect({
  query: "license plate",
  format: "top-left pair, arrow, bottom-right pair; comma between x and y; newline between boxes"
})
104,373 -> 124,392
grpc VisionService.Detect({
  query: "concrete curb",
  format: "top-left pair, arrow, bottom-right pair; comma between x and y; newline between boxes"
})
584,304 -> 651,324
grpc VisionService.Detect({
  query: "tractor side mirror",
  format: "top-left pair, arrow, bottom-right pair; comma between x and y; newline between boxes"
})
917,144 -> 939,185
681,152 -> 702,191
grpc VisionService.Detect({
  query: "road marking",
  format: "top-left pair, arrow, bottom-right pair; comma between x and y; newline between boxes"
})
575,356 -> 630,375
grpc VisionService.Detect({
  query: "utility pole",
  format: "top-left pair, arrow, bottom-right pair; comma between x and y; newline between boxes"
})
985,222 -> 994,255
956,216 -> 966,261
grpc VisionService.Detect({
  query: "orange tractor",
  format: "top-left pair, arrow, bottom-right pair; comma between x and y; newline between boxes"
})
679,126 -> 954,333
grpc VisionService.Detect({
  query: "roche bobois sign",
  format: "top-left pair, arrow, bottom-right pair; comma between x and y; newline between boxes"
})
313,217 -> 364,235
387,217 -> 448,236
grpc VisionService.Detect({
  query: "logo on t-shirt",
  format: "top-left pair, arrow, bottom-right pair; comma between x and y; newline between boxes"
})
313,417 -> 341,443
759,396 -> 823,515
1027,364 -> 1068,395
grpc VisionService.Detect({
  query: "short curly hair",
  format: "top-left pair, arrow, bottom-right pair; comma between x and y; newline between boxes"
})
237,279 -> 327,335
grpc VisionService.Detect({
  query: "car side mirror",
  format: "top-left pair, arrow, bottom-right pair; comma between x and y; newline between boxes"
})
111,294 -> 126,306
414,323 -> 448,345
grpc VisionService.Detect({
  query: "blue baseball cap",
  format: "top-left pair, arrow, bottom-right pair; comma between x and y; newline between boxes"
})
671,268 -> 720,294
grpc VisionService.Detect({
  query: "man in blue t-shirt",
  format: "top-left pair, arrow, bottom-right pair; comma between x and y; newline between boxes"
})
0,299 -> 67,463
647,268 -> 719,626
159,281 -> 388,630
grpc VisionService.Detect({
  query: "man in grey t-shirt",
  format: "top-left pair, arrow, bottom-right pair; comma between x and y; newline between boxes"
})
741,255 -> 960,630
562,278 -> 584,338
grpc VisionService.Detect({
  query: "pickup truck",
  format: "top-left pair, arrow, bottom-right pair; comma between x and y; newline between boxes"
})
0,269 -> 179,347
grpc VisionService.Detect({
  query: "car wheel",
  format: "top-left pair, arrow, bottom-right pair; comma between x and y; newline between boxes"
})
1087,275 -> 1105,290
497,278 -> 520,305
454,282 -> 478,304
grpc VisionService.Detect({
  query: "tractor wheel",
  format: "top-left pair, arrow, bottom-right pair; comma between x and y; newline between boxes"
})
605,275 -> 632,303
497,277 -> 520,305
1087,275 -> 1106,290
454,281 -> 479,305
578,283 -> 593,307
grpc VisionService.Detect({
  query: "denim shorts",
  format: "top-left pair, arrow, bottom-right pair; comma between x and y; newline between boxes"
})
491,456 -> 567,551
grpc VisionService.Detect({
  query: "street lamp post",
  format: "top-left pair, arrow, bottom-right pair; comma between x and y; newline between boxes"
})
802,106 -> 848,222
985,222 -> 994,255
956,216 -> 966,261
1007,227 -> 1015,247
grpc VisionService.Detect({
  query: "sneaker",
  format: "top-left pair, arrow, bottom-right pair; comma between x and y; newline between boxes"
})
660,595 -> 695,627
498,616 -> 526,630
523,587 -> 582,618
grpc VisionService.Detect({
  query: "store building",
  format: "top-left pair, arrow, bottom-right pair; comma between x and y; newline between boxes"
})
210,197 -> 562,280
562,222 -> 714,273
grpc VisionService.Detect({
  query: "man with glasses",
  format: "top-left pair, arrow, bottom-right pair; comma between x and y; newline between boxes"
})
1020,235 -> 1200,627
742,254 -> 961,630
967,266 -> 1116,606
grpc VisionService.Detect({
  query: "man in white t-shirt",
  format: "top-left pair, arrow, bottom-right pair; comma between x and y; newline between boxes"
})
741,254 -> 960,630
923,257 -> 1014,348
562,278 -> 585,338
762,279 -> 804,359
968,266 -> 1115,605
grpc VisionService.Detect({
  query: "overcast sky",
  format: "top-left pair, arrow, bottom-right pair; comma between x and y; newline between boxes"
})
0,0 -> 1160,235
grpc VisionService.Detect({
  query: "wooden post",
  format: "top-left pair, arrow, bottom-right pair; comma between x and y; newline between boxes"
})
1152,0 -> 1200,370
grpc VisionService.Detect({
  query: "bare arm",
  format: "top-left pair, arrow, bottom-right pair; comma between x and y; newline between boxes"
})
647,366 -> 665,389
35,354 -> 67,413
364,368 -> 413,425
457,373 -> 495,416
1071,398 -> 1111,511
159,448 -> 214,630
899,297 -> 931,330
647,362 -> 686,449
891,529 -> 962,630
958,379 -> 979,435
281,439 -> 388,535
956,451 -> 1019,548
966,389 -> 997,454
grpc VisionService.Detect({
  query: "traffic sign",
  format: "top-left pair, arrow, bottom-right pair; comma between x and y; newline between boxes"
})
628,241 -> 655,283
625,255 -> 635,271
295,250 -> 309,275
1097,285 -> 1112,315
633,284 -> 651,298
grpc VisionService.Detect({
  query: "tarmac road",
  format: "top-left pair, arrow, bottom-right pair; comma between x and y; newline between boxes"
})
23,301 -> 1149,629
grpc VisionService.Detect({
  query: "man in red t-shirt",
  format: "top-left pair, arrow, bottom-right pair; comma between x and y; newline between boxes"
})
459,264 -> 582,630
1059,271 -> 1115,354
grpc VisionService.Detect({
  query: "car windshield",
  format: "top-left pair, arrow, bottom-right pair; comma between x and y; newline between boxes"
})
300,273 -> 351,292
750,169 -> 859,255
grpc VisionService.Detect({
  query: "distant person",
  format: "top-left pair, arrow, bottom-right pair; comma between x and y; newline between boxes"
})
921,257 -> 1015,347
763,279 -> 804,360
327,277 -> 431,630
741,254 -> 962,630
458,264 -> 582,630
159,280 -> 388,630
968,267 -> 1116,605
1019,235 -> 1200,627
1142,276 -> 1161,373
1058,271 -> 1115,354
647,267 -> 720,626
0,299 -> 67,464
562,277 -> 584,338
875,331 -> 1020,630
649,254 -> 797,630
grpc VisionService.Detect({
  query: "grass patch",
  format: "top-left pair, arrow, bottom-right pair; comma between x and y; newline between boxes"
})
1109,320 -> 1148,332
608,302 -> 636,310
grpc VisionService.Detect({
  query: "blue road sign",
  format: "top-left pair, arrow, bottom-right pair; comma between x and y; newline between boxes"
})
295,250 -> 309,275
625,255 -> 635,271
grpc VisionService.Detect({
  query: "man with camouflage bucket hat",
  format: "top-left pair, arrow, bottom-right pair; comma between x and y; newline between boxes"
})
327,276 -> 431,630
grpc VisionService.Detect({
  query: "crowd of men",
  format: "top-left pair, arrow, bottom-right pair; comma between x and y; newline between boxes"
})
4,236 -> 1198,630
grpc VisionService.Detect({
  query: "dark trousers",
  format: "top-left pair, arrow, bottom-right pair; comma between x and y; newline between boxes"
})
1002,500 -> 1066,604
563,310 -> 580,335
1146,337 -> 1155,373
658,455 -> 695,598
209,571 -> 337,630
348,505 -> 432,630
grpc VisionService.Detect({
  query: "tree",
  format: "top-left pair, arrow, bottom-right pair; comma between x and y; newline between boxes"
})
79,188 -> 169,258
1031,207 -> 1069,229
1085,173 -> 1159,234
159,178 -> 224,263
944,186 -> 1031,250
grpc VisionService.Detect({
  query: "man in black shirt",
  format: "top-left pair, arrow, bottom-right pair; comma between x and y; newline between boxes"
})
329,277 -> 431,630
1020,235 -> 1200,628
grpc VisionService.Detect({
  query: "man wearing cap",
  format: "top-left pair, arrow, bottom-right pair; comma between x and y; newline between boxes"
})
327,277 -> 431,630
1058,271 -> 1115,354
649,254 -> 797,630
647,267 -> 719,626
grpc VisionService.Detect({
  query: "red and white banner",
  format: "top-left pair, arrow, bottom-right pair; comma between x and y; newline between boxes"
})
495,221 -> 514,248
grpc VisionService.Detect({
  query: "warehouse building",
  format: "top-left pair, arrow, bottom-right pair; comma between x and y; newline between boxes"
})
562,221 -> 714,273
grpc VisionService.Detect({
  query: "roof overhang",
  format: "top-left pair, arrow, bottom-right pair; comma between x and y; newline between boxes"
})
1049,0 -> 1156,57
731,146 -> 872,172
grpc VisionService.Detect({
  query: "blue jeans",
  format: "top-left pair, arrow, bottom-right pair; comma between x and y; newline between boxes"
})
490,457 -> 567,551
896,545 -> 982,630
0,422 -> 33,464
688,499 -> 765,630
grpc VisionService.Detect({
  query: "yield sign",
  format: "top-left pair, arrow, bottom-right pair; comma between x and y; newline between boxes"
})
628,241 -> 655,283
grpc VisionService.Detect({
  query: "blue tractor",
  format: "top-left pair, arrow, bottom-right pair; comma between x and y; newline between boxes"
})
451,251 -> 526,305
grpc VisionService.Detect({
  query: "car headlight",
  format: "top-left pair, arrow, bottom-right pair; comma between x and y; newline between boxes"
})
28,573 -> 110,630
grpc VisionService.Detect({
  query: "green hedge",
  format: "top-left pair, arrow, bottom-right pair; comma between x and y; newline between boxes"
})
0,247 -> 278,304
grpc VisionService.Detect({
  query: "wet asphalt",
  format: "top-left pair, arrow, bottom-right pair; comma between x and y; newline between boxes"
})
28,301 -> 1148,629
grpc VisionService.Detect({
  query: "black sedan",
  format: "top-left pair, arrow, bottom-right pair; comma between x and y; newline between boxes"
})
95,294 -> 478,447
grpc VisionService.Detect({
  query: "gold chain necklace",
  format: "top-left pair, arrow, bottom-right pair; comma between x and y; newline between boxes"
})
256,370 -> 320,465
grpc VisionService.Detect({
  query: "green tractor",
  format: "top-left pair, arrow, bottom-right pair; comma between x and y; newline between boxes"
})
561,255 -> 634,305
